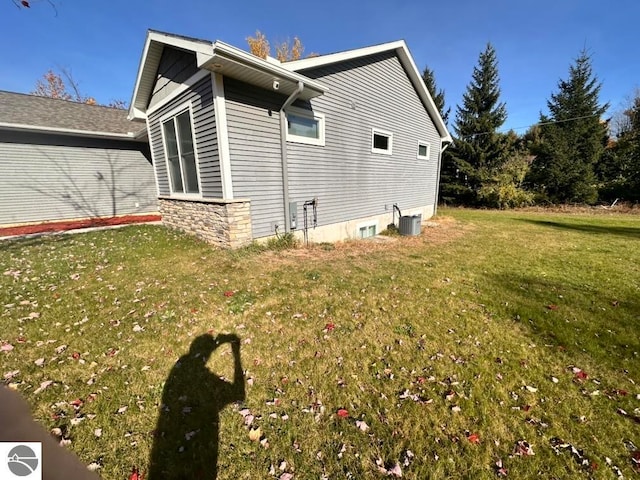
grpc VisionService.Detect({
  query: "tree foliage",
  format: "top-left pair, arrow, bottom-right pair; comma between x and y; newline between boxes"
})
246,30 -> 305,62
32,68 -> 127,109
441,43 -> 516,205
596,90 -> 640,201
421,66 -> 450,125
527,50 -> 608,204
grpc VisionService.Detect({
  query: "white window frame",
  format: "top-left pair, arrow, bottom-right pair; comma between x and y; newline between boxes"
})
356,220 -> 378,239
371,128 -> 393,155
417,141 -> 431,160
159,103 -> 202,198
285,106 -> 325,146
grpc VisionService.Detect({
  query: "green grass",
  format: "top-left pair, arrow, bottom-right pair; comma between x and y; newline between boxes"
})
1,209 -> 639,479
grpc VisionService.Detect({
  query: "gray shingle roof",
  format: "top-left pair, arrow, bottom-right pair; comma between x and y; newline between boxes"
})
0,90 -> 144,136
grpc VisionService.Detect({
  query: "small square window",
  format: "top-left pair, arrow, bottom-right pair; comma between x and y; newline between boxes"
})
371,128 -> 393,155
417,142 -> 431,159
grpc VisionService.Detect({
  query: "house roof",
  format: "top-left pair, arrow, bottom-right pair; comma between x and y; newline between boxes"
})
129,30 -> 451,143
0,90 -> 145,140
128,30 -> 328,120
284,41 -> 452,144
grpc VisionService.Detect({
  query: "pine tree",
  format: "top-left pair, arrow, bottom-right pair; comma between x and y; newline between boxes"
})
421,66 -> 450,125
442,43 -> 508,204
597,91 -> 640,201
528,50 -> 608,204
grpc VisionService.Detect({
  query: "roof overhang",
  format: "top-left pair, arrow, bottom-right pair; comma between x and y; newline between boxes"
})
128,31 -> 327,120
285,41 -> 452,144
0,122 -> 146,141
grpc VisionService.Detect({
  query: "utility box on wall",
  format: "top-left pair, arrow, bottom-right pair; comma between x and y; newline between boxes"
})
399,214 -> 422,236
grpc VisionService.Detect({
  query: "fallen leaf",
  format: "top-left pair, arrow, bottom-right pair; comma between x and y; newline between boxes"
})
279,473 -> 294,480
223,291 -> 235,297
34,380 -> 53,394
249,427 -> 262,441
0,343 -> 14,352
546,304 -> 559,310
467,433 -> 480,444
129,467 -> 141,480
574,370 -> 588,381
355,420 -> 369,432
514,440 -> 535,456
336,408 -> 349,418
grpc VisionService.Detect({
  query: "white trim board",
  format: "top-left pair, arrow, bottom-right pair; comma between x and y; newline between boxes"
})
212,73 -> 234,199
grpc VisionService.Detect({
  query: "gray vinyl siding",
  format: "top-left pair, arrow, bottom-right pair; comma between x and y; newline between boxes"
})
288,51 -> 442,227
147,75 -> 222,198
224,78 -> 285,238
149,47 -> 199,109
0,132 -> 156,226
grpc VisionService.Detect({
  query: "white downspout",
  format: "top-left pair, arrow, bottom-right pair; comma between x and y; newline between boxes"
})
434,141 -> 451,217
279,81 -> 304,233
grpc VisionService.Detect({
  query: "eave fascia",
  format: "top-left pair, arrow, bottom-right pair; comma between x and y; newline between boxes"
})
208,41 -> 327,96
0,122 -> 145,142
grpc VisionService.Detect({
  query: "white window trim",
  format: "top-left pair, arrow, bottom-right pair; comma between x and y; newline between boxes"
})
159,103 -> 203,198
356,220 -> 378,239
417,141 -> 431,160
285,106 -> 325,146
371,128 -> 393,155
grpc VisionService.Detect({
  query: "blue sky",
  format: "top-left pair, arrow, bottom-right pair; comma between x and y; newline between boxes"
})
1,0 -> 638,133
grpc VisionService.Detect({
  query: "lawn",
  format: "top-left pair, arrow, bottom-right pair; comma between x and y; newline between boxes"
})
1,209 -> 639,479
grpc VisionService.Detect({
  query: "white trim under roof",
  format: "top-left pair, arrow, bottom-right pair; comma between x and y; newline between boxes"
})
0,122 -> 143,141
128,30 -> 328,121
207,41 -> 327,97
284,41 -> 452,144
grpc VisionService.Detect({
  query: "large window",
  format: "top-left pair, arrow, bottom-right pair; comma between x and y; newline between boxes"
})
162,109 -> 199,195
371,128 -> 393,155
286,107 -> 325,146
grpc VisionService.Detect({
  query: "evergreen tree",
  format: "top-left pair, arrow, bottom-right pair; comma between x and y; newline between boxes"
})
527,50 -> 608,204
441,43 -> 509,204
597,91 -> 640,201
421,66 -> 450,125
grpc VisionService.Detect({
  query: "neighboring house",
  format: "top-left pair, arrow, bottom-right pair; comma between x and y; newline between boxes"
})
0,91 -> 158,234
129,30 -> 452,248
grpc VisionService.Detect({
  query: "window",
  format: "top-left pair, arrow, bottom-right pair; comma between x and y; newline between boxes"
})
357,222 -> 377,239
371,128 -> 393,155
417,141 -> 431,160
286,107 -> 325,146
162,109 -> 199,195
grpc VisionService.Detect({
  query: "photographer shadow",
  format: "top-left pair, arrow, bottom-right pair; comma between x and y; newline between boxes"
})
148,334 -> 245,480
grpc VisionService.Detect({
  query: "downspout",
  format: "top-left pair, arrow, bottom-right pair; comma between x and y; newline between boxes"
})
433,141 -> 451,217
279,81 -> 304,233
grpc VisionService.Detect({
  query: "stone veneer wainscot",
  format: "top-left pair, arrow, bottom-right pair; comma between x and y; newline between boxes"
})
158,197 -> 252,248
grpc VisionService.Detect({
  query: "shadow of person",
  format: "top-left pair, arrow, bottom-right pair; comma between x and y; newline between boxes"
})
148,333 -> 245,479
